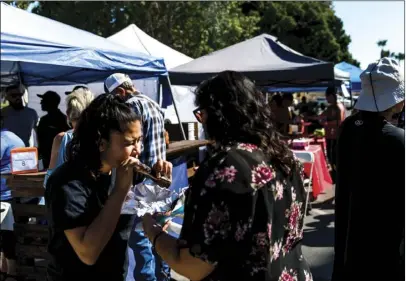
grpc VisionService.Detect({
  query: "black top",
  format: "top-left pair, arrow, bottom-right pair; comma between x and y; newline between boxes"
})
45,162 -> 133,281
333,112 -> 405,281
37,109 -> 70,169
180,143 -> 312,281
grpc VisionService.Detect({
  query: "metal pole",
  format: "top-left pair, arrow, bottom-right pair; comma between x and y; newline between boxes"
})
350,83 -> 354,108
166,76 -> 187,140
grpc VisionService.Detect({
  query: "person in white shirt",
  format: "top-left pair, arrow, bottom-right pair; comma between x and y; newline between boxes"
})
2,85 -> 38,147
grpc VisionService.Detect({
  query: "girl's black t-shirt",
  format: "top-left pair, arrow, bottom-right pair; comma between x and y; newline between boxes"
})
45,162 -> 133,281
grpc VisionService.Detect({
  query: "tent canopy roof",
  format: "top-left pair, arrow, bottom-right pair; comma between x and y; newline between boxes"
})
108,24 -> 193,69
335,62 -> 363,91
335,62 -> 363,83
0,3 -> 167,86
107,24 -> 195,115
169,34 -> 349,87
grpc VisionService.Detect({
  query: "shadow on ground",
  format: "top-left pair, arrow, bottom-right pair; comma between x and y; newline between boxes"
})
302,197 -> 335,281
311,197 -> 335,210
303,227 -> 334,248
305,213 -> 334,230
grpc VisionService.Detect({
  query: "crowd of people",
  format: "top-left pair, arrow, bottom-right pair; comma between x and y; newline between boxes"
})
269,87 -> 346,182
0,56 -> 404,281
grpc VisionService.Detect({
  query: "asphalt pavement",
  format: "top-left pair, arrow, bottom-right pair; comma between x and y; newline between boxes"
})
302,196 -> 335,281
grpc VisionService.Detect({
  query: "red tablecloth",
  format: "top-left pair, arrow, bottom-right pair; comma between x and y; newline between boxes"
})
310,137 -> 326,157
292,145 -> 333,198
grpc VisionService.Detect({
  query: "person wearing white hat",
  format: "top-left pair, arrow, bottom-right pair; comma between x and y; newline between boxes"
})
332,57 -> 405,281
104,73 -> 169,281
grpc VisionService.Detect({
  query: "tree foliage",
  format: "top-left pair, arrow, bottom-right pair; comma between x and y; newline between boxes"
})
10,1 -> 359,66
25,1 -> 259,59
376,40 -> 405,66
6,1 -> 31,10
243,1 -> 360,66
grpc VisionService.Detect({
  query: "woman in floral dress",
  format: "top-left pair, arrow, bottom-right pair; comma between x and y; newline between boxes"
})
142,71 -> 313,281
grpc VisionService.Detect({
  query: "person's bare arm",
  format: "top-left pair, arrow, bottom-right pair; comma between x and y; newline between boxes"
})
64,186 -> 129,265
338,103 -> 346,124
33,110 -> 39,131
32,110 -> 39,142
48,132 -> 65,170
145,223 -> 215,281
63,157 -> 138,265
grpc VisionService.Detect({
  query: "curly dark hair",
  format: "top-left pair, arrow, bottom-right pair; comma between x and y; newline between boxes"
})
67,93 -> 141,178
195,71 -> 297,175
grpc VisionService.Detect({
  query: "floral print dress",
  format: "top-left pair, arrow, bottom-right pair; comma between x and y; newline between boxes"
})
179,143 -> 313,281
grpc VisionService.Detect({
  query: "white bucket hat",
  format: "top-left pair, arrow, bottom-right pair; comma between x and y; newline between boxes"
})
355,57 -> 404,112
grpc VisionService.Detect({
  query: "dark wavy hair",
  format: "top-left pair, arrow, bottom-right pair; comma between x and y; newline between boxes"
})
67,93 -> 141,178
195,71 -> 297,174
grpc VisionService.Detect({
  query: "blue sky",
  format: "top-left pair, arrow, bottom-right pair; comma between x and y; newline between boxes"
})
334,1 -> 405,70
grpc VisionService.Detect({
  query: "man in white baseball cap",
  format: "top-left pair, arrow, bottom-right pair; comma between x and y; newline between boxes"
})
104,73 -> 134,95
333,57 -> 405,281
104,73 -> 170,281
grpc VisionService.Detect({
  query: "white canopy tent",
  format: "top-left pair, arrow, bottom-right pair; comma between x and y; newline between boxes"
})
108,24 -> 197,124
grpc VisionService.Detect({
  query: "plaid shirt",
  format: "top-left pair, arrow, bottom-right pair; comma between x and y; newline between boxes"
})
126,94 -> 166,168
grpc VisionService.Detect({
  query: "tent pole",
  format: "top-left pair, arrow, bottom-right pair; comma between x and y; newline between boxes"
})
349,82 -> 353,108
166,76 -> 187,140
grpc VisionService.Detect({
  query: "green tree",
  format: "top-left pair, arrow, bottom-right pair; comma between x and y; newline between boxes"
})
8,1 -> 359,66
377,40 -> 390,58
122,1 -> 260,58
376,40 -> 404,66
5,1 -> 32,10
25,1 -> 259,59
395,52 -> 405,64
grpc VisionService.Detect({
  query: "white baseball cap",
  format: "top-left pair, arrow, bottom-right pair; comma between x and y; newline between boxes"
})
355,57 -> 404,112
104,73 -> 133,93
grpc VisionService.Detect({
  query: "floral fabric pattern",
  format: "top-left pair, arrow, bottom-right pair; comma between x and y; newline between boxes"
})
251,162 -> 275,189
205,165 -> 238,187
180,143 -> 312,281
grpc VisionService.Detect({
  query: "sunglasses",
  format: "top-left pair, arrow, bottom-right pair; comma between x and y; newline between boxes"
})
193,108 -> 203,123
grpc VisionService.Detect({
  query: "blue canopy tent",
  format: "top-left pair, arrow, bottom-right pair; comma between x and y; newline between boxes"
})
0,3 -> 167,86
335,62 -> 363,92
